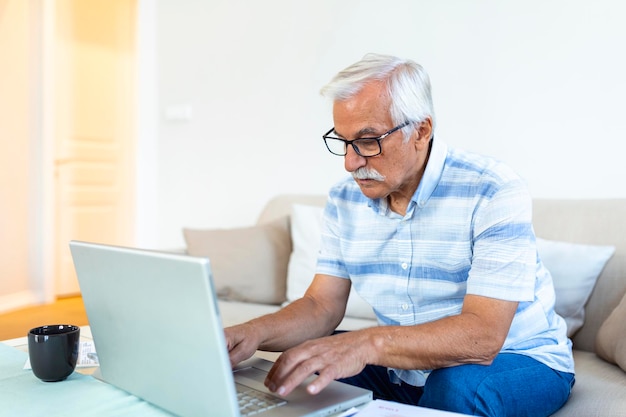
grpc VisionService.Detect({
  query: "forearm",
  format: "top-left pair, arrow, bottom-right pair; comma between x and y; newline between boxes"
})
366,314 -> 502,371
262,312 -> 505,398
363,295 -> 518,370
226,274 -> 351,367
248,294 -> 344,352
261,296 -> 516,397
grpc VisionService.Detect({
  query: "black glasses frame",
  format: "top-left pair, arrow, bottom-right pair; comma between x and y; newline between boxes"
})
322,121 -> 411,157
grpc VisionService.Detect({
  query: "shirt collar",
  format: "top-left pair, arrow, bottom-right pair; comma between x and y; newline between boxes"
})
411,137 -> 447,209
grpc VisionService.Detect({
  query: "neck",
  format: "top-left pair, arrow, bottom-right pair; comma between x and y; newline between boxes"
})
387,140 -> 432,215
387,194 -> 411,216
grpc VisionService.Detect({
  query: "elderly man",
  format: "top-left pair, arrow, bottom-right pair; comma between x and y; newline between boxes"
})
225,53 -> 574,416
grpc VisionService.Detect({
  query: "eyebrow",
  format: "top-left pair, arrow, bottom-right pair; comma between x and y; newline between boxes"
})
333,126 -> 380,139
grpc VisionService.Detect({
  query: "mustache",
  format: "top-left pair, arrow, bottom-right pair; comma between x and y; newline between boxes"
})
351,167 -> 385,181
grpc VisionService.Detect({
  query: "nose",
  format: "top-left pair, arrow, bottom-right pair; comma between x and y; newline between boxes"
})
344,144 -> 366,172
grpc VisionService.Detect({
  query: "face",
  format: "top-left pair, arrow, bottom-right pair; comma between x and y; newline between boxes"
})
332,80 -> 432,204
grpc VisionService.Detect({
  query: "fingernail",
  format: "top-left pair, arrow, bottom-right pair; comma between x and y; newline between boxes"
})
277,386 -> 286,396
267,383 -> 276,392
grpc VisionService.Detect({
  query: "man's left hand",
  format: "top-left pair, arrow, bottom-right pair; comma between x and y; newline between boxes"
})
264,330 -> 370,396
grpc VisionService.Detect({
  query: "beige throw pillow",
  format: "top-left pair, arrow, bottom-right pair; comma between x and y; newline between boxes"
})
595,291 -> 626,371
183,217 -> 291,305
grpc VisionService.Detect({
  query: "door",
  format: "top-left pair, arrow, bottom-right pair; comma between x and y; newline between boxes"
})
53,0 -> 137,295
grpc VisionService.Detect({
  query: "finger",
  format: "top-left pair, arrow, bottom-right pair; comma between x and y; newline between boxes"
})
268,355 -> 325,396
265,346 -> 307,383
228,341 -> 255,367
265,354 -> 299,394
305,371 -> 336,395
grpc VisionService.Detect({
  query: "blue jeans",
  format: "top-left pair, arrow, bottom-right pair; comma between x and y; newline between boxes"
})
338,353 -> 574,417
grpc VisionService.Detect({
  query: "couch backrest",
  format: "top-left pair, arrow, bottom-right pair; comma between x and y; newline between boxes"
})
257,194 -> 327,224
258,195 -> 626,353
532,199 -> 626,352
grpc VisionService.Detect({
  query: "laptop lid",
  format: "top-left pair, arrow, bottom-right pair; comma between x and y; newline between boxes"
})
70,240 -> 240,416
70,241 -> 371,417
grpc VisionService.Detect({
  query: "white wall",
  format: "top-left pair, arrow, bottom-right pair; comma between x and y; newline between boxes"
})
0,0 -> 42,311
149,0 -> 626,249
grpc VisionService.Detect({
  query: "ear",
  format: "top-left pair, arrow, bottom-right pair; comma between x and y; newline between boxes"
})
414,117 -> 433,149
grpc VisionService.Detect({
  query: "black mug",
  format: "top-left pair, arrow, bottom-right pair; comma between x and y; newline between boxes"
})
28,325 -> 80,382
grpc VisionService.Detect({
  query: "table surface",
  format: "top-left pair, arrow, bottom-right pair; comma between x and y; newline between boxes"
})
0,327 -> 337,417
1,327 -> 467,417
1,327 -> 173,416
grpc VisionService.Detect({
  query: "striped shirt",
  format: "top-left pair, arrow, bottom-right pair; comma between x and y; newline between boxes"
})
316,138 -> 574,386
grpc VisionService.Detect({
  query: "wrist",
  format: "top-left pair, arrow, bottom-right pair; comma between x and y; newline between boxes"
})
367,327 -> 391,366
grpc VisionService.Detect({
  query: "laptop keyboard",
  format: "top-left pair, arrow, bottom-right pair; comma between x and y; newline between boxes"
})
236,384 -> 287,416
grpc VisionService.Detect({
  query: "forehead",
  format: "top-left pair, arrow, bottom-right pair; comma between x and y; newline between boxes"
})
332,81 -> 393,136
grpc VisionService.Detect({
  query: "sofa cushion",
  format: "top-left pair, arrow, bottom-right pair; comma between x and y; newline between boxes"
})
595,291 -> 626,372
183,217 -> 291,304
286,204 -> 376,320
550,350 -> 626,416
537,238 -> 615,337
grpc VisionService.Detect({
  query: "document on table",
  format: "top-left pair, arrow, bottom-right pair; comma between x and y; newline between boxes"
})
24,340 -> 99,369
353,399 -> 470,416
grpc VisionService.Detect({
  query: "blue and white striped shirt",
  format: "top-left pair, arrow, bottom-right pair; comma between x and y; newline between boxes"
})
316,138 -> 574,386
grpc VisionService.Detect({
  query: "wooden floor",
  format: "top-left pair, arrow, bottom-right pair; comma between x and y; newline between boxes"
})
0,296 -> 89,341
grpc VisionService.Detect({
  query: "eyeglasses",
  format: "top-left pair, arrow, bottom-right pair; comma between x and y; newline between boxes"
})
322,121 -> 411,157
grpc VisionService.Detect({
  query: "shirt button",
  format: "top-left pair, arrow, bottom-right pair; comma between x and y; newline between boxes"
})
401,303 -> 409,310
401,262 -> 408,270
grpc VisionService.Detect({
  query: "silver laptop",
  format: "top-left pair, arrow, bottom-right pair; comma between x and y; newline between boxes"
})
69,240 -> 372,417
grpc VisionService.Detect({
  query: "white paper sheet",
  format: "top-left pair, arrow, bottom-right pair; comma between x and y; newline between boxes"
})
355,399 -> 470,416
23,340 -> 99,369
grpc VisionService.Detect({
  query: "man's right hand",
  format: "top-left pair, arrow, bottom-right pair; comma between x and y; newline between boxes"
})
224,322 -> 262,367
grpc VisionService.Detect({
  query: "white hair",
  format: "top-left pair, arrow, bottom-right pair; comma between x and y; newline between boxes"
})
320,53 -> 436,141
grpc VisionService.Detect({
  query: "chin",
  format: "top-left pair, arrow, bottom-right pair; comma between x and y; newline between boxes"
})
356,183 -> 387,200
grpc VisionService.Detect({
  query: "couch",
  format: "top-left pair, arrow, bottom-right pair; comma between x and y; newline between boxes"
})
183,195 -> 626,416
